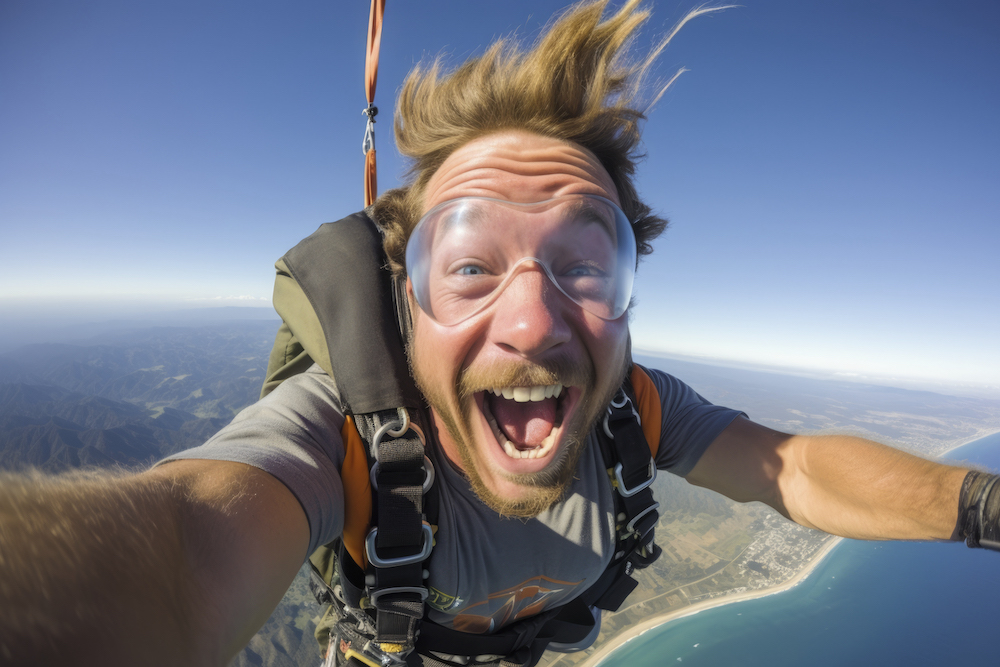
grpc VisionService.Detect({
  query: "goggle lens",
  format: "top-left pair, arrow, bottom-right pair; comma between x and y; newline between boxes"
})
406,195 -> 636,325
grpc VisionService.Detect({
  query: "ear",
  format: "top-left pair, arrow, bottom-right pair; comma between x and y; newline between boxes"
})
405,276 -> 418,314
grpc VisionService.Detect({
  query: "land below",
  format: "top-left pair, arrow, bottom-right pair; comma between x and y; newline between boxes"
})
1,323 -> 998,667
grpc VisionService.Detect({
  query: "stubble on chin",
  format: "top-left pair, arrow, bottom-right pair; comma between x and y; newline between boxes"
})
411,347 -> 628,518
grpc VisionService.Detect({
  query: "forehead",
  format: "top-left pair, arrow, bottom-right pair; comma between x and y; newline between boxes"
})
422,131 -> 621,214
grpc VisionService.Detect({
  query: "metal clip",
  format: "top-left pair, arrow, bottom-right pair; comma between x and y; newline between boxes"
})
366,523 -> 434,568
371,410 -> 423,462
602,393 -> 641,439
609,391 -> 630,409
362,104 -> 378,155
625,502 -> 660,535
613,459 -> 656,497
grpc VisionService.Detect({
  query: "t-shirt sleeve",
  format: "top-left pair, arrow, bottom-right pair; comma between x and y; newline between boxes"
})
641,365 -> 745,477
157,364 -> 347,557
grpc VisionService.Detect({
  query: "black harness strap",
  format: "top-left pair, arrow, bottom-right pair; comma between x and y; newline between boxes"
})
592,372 -> 661,611
353,410 -> 431,652
283,213 -> 430,660
282,211 -> 422,414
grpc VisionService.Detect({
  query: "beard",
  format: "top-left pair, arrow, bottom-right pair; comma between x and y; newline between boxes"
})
411,347 -> 628,518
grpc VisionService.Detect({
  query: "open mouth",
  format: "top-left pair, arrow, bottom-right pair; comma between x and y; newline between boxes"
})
479,383 -> 568,460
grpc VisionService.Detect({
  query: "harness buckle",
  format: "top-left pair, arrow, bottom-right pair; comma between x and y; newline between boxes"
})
370,455 -> 436,493
612,459 -> 656,497
602,393 -> 641,439
370,586 -> 430,607
366,523 -> 434,568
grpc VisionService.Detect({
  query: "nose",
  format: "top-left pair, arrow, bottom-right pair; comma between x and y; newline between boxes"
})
488,264 -> 572,358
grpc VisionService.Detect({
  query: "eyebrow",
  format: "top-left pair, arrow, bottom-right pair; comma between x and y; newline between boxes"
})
564,201 -> 617,241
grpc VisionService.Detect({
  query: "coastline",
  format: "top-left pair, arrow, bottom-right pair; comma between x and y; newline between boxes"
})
939,427 -> 1000,458
583,535 -> 844,667
582,428 -> 1000,667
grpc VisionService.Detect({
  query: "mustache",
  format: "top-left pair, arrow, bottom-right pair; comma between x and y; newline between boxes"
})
458,355 -> 594,400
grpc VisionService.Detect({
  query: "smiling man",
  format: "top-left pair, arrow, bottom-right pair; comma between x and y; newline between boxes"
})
2,2 -> 997,666
408,132 -> 634,517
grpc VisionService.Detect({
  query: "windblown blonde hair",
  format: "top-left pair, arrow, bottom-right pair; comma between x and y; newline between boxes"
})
375,0 -> 723,275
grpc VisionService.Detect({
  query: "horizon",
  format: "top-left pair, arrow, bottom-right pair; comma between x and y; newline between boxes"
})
1,301 -> 997,401
2,1 -> 997,391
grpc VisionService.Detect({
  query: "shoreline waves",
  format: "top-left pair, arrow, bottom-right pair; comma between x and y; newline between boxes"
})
939,427 -> 1000,458
583,536 -> 843,667
583,427 -> 1000,667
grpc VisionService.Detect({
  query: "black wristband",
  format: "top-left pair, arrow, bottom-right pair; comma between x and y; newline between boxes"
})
956,470 -> 1000,551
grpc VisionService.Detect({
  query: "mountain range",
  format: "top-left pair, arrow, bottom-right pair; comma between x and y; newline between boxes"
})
0,321 -> 275,471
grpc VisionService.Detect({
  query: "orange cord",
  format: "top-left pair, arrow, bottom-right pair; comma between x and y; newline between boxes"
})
364,0 -> 385,207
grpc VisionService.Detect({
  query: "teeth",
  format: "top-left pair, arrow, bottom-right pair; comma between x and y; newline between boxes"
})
489,384 -> 563,403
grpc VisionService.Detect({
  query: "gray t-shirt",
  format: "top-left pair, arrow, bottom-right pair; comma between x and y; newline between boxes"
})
162,363 -> 742,632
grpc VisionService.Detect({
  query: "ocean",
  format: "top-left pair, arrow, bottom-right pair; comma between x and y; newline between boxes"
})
598,431 -> 1000,666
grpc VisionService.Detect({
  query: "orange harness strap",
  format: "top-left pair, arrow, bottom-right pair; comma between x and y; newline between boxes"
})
630,365 -> 662,460
340,415 -> 373,568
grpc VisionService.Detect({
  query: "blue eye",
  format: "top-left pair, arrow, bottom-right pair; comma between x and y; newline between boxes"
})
457,264 -> 487,276
564,263 -> 606,277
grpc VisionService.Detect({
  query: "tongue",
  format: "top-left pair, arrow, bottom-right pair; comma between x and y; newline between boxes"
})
491,396 -> 557,448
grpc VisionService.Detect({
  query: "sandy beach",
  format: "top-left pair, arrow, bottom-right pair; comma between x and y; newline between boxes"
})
580,535 -> 843,666
939,427 -> 1000,458
581,428 -> 1000,667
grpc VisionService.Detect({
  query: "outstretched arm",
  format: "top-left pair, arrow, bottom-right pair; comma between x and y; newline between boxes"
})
0,459 -> 309,666
686,416 -> 971,541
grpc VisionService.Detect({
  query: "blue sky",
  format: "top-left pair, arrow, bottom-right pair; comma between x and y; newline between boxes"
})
1,0 -> 998,394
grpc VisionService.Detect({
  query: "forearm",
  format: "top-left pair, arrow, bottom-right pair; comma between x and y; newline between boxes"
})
0,468 -> 204,666
780,434 -> 969,541
0,460 -> 309,666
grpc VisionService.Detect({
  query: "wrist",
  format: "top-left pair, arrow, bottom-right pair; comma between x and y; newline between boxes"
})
955,470 -> 1000,551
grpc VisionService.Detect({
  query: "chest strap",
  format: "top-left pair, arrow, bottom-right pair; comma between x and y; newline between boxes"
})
344,407 -> 434,660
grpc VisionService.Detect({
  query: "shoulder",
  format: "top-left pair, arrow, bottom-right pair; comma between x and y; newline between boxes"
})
167,364 -> 348,469
225,364 -> 344,435
160,364 -> 350,555
634,364 -> 745,475
636,364 -> 697,401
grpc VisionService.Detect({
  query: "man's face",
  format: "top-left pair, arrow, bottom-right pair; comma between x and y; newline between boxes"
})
407,131 -> 631,516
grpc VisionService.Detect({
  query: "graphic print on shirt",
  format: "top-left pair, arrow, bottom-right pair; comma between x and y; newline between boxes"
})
430,575 -> 584,633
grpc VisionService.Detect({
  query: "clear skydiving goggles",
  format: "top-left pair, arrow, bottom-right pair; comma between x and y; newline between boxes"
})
405,194 -> 636,326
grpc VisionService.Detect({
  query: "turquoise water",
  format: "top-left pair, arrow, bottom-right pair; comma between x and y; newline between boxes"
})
599,431 -> 1000,666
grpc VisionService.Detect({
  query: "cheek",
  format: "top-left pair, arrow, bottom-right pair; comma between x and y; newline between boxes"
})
587,317 -> 629,368
411,317 -> 481,391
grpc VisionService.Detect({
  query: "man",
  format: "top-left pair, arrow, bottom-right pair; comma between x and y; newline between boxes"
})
1,2 -> 996,666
